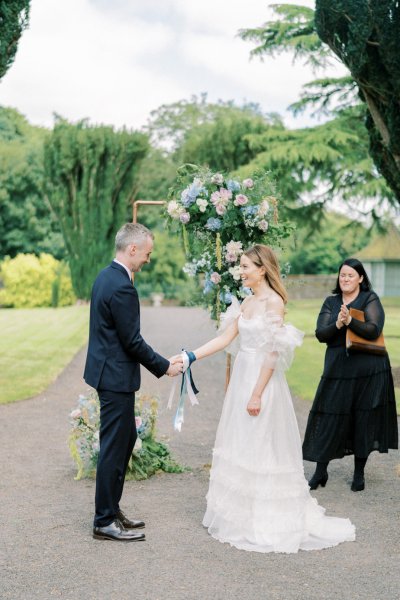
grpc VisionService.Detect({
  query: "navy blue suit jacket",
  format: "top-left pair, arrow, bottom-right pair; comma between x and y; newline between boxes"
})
83,261 -> 169,392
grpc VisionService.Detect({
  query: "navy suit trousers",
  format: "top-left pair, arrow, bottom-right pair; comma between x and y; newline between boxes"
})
94,390 -> 137,527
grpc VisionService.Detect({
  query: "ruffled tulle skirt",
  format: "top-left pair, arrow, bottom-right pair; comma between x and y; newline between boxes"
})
203,349 -> 355,553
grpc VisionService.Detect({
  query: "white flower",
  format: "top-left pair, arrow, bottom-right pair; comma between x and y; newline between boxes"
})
196,198 -> 208,212
167,200 -> 184,219
134,437 -> 142,451
70,409 -> 82,419
258,219 -> 269,232
228,265 -> 242,281
211,173 -> 224,185
225,240 -> 243,256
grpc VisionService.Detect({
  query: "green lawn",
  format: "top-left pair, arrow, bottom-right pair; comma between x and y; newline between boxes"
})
0,305 -> 89,404
1,299 -> 399,408
286,298 -> 400,412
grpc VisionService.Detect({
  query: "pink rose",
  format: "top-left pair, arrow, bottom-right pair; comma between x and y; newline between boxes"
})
216,204 -> 226,216
70,408 -> 82,419
242,178 -> 254,189
225,252 -> 237,263
234,194 -> 248,207
210,272 -> 221,284
219,188 -> 232,201
179,212 -> 190,224
258,219 -> 269,232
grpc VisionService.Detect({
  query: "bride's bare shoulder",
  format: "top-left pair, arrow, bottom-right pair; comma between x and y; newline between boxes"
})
265,292 -> 284,317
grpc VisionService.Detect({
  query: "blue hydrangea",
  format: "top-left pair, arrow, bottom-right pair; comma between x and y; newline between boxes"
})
203,279 -> 214,294
181,181 -> 207,207
241,205 -> 258,216
205,217 -> 222,231
220,291 -> 233,304
226,179 -> 241,192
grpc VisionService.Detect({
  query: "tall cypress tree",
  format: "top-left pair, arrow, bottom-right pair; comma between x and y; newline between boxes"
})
44,120 -> 149,299
315,1 -> 400,201
0,0 -> 30,80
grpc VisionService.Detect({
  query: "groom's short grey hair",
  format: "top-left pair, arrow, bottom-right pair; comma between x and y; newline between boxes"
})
115,223 -> 153,252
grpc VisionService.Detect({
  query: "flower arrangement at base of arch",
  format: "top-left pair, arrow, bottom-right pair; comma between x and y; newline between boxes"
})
165,164 -> 293,322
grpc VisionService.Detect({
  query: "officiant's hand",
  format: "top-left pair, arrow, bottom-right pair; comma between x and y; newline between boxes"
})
247,394 -> 261,417
339,304 -> 352,326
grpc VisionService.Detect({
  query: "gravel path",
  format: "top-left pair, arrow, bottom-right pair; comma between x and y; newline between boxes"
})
0,307 -> 399,600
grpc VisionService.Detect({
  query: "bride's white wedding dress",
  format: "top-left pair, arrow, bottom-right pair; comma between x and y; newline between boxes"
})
202,299 -> 355,553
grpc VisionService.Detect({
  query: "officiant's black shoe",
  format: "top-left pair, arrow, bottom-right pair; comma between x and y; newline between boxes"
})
93,520 -> 145,542
308,473 -> 328,490
351,477 -> 365,492
116,509 -> 145,529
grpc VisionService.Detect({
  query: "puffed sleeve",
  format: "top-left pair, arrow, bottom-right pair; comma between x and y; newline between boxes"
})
218,296 -> 241,356
218,296 -> 241,333
250,308 -> 304,371
269,318 -> 304,370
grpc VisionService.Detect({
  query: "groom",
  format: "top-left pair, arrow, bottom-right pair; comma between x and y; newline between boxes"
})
84,223 -> 183,542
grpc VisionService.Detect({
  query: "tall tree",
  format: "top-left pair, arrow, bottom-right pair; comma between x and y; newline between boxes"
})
180,105 -> 272,172
315,1 -> 400,203
0,0 -> 30,81
240,3 -> 400,208
44,119 -> 149,299
0,107 -> 65,258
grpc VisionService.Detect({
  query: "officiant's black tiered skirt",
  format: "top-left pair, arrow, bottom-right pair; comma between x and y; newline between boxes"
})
302,344 -> 398,462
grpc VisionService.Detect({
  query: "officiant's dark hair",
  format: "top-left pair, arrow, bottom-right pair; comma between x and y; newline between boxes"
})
332,258 -> 372,294
244,245 -> 288,304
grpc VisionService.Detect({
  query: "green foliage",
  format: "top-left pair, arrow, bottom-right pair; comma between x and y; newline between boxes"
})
44,118 -> 149,299
240,2 -> 400,205
283,212 -> 371,274
146,94 -> 263,158
236,106 -> 395,225
0,1 -> 30,80
0,253 -> 75,308
239,4 -> 330,70
134,229 -> 195,300
180,107 -> 271,172
0,107 -> 65,259
68,391 -> 185,481
315,0 -> 400,203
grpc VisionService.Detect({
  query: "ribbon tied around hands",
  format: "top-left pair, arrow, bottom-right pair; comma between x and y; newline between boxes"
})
167,350 -> 199,432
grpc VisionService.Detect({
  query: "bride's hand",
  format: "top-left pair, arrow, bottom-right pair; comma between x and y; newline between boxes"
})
247,394 -> 261,417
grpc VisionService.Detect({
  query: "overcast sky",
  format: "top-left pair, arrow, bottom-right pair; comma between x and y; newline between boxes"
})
0,0 -> 348,131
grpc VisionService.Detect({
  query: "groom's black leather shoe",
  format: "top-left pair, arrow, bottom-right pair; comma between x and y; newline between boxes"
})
93,520 -> 145,541
116,509 -> 145,529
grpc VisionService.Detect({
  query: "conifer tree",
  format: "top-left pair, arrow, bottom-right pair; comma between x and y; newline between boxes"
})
315,0 -> 400,202
0,0 -> 30,80
44,120 -> 149,299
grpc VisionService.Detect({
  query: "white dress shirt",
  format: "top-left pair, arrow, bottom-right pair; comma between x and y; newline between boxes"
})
113,258 -> 132,281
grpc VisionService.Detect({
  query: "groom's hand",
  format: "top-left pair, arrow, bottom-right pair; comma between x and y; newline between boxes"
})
166,355 -> 183,377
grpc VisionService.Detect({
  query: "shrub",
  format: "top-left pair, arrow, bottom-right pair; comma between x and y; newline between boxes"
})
0,253 -> 76,307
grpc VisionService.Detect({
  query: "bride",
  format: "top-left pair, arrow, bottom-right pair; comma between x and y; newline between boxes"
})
187,244 -> 355,553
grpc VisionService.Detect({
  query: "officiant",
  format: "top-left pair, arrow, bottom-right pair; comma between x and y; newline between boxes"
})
302,258 -> 398,492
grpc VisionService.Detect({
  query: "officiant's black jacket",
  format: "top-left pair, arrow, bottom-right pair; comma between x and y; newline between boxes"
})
84,261 -> 169,392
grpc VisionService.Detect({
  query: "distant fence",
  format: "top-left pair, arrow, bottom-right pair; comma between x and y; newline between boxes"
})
285,274 -> 336,300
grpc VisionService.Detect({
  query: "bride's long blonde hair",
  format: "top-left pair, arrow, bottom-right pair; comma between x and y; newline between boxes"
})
244,244 -> 288,304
